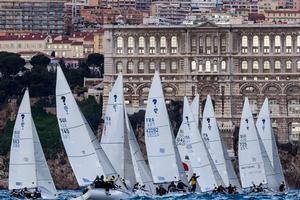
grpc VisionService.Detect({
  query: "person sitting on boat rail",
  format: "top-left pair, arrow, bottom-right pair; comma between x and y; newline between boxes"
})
189,173 -> 199,192
32,187 -> 41,199
156,185 -> 167,196
177,180 -> 188,192
10,189 -> 21,198
93,175 -> 105,188
133,182 -> 140,192
279,181 -> 286,192
217,185 -> 226,194
21,187 -> 32,198
227,184 -> 234,194
168,181 -> 177,192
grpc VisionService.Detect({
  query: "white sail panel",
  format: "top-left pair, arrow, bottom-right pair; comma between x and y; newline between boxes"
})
238,97 -> 267,189
179,97 -> 222,192
145,71 -> 187,184
31,119 -> 58,199
9,90 -> 37,190
125,106 -> 155,193
56,66 -> 116,187
201,95 -> 241,189
190,94 -> 200,128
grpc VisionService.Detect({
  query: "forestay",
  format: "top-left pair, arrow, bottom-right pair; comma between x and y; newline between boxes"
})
256,98 -> 285,190
145,71 -> 188,184
201,95 -> 241,190
179,97 -> 223,192
238,97 -> 267,189
56,66 -> 117,187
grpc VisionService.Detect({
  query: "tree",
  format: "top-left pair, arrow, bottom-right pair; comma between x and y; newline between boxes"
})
87,53 -> 104,76
30,54 -> 50,68
0,52 -> 25,78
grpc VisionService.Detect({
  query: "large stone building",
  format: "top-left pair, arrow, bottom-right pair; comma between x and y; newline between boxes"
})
103,23 -> 300,150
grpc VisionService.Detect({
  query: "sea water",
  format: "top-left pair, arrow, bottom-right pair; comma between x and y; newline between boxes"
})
0,190 -> 299,199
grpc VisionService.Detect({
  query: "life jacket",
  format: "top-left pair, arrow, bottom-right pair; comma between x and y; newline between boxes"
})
191,177 -> 197,185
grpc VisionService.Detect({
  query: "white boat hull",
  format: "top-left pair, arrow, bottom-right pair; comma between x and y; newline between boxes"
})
73,188 -> 133,200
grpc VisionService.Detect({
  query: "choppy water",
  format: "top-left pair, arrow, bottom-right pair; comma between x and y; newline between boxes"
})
0,190 -> 299,199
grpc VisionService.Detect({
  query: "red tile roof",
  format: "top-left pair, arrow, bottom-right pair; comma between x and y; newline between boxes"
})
0,33 -> 48,41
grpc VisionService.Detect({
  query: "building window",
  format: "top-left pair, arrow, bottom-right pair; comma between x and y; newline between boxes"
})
263,61 -> 270,70
263,35 -> 270,53
275,35 -> 281,53
249,99 -> 258,114
138,62 -> 144,73
198,64 -> 203,72
171,61 -> 177,72
275,60 -> 281,71
253,61 -> 259,71
171,36 -> 177,54
253,35 -> 259,53
205,61 -> 211,72
286,35 -> 292,53
199,37 -> 203,53
269,99 -> 280,115
221,37 -> 226,52
128,36 -> 134,54
242,35 -> 248,54
160,61 -> 166,72
160,36 -> 166,54
191,60 -> 197,72
242,61 -> 248,71
116,36 -> 123,54
286,60 -> 292,70
138,36 -> 145,54
206,36 -> 211,54
213,37 -> 218,53
297,36 -> 300,53
288,99 -> 300,115
191,37 -> 197,53
213,63 -> 217,72
149,62 -> 155,72
297,60 -> 300,71
127,61 -> 134,73
221,61 -> 226,71
149,36 -> 156,54
116,61 -> 123,72
290,122 -> 300,142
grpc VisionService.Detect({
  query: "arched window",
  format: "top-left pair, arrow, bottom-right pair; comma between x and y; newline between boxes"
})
253,35 -> 259,53
242,35 -> 248,53
149,62 -> 155,72
286,35 -> 292,53
116,61 -> 123,72
242,61 -> 248,70
286,60 -> 292,70
160,36 -> 166,54
253,61 -> 259,70
138,36 -> 145,54
127,61 -> 134,73
297,35 -> 300,53
116,36 -> 123,54
138,61 -> 144,73
264,35 -> 270,53
191,60 -> 197,72
127,36 -> 134,54
221,61 -> 226,70
205,61 -> 211,72
171,36 -> 177,54
149,36 -> 156,54
275,35 -> 281,53
206,36 -> 211,54
171,61 -> 177,71
275,60 -> 281,70
160,61 -> 166,71
263,61 -> 270,70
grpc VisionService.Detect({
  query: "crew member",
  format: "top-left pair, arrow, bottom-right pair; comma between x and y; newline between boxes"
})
168,181 -> 176,192
189,173 -> 199,192
279,181 -> 286,192
177,180 -> 188,192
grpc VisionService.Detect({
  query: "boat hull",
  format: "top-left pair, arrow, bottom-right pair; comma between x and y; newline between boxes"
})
73,188 -> 133,200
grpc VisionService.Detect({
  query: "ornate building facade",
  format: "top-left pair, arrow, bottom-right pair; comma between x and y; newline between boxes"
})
103,22 -> 300,150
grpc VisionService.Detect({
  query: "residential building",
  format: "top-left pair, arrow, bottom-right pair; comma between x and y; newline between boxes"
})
264,10 -> 300,23
103,23 -> 300,149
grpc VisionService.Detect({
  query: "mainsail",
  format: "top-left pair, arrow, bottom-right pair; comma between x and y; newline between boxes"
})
101,73 -> 136,186
56,66 -> 117,187
144,71 -> 188,184
177,97 -> 223,192
256,98 -> 284,190
238,97 -> 267,189
190,94 -> 200,128
9,89 -> 57,198
124,106 -> 155,193
201,95 -> 241,190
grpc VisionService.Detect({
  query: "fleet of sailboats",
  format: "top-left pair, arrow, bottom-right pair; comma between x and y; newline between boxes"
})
7,67 -> 288,199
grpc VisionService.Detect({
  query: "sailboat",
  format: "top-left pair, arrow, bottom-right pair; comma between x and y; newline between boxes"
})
9,89 -> 58,199
176,96 -> 223,192
101,72 -> 155,194
144,71 -> 188,188
201,95 -> 241,192
256,98 -> 285,191
55,66 -> 132,200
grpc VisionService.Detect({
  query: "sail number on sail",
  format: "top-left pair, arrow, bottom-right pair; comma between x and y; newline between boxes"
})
145,117 -> 159,137
239,134 -> 248,150
12,131 -> 20,148
58,118 -> 70,139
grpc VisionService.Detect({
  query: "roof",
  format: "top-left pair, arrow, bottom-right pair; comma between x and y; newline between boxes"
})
0,33 -> 48,41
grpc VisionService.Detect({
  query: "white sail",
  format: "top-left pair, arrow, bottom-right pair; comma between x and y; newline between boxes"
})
56,66 -> 117,187
124,106 -> 155,193
256,98 -> 284,190
190,94 -> 200,128
101,73 -> 136,186
201,95 -> 241,190
9,90 -> 37,190
144,71 -> 188,184
32,118 -> 58,199
238,97 -> 267,189
177,97 -> 222,192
